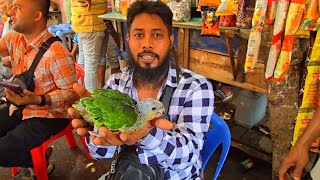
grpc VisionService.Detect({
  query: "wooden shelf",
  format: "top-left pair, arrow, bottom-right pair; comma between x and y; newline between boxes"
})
189,48 -> 267,94
98,11 -> 247,33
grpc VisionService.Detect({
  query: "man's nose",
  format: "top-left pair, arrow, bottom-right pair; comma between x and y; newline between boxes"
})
142,36 -> 153,49
8,6 -> 14,16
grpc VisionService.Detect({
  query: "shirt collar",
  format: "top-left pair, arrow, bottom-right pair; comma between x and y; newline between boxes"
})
24,29 -> 52,50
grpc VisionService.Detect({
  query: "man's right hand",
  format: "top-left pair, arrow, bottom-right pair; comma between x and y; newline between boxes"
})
68,83 -> 123,146
279,143 -> 309,180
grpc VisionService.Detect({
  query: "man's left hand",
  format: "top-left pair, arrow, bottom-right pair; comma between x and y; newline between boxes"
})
5,88 -> 40,106
119,117 -> 173,146
78,0 -> 91,10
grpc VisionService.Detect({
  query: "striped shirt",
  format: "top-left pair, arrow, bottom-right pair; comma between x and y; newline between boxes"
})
0,29 -> 78,120
86,62 -> 215,179
71,0 -> 108,33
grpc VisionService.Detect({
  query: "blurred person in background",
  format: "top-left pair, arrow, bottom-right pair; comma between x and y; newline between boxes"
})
71,0 -> 119,92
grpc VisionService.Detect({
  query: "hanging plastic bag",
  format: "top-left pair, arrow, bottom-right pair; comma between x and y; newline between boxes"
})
300,0 -> 320,31
216,0 -> 240,16
219,15 -> 237,27
293,109 -> 320,153
265,0 -> 290,80
197,0 -> 220,11
236,0 -> 256,29
244,0 -> 268,72
265,0 -> 279,24
273,0 -> 306,83
292,31 -> 320,153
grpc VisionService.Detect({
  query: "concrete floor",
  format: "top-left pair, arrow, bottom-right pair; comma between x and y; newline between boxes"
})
0,133 -> 271,180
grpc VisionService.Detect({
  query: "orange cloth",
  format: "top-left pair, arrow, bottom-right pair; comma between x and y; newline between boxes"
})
0,30 -> 78,119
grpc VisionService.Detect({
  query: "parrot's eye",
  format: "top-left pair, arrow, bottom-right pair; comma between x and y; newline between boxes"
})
151,107 -> 156,111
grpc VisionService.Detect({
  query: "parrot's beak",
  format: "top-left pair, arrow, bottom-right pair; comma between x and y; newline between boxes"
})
156,107 -> 165,117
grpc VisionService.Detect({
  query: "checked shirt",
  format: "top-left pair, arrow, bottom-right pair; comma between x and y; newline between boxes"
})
86,62 -> 214,179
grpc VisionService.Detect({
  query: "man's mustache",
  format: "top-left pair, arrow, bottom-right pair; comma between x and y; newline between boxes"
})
137,50 -> 159,59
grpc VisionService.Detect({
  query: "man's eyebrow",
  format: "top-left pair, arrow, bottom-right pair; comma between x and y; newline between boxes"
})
132,29 -> 144,31
152,29 -> 164,32
132,28 -> 164,32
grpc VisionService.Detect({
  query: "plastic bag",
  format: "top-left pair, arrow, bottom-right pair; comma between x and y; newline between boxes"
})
197,0 -> 220,11
120,0 -> 129,15
244,0 -> 268,72
273,0 -> 306,83
219,15 -> 237,27
236,0 -> 256,28
265,0 -> 279,24
114,0 -> 121,12
300,0 -> 320,31
201,6 -> 220,36
244,30 -> 262,72
216,0 -> 239,16
293,109 -> 320,153
295,29 -> 311,38
265,0 -> 290,80
301,62 -> 320,109
167,0 -> 191,22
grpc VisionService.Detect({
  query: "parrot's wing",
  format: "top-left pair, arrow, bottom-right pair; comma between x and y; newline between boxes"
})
73,89 -> 138,131
93,96 -> 137,131
92,89 -> 136,107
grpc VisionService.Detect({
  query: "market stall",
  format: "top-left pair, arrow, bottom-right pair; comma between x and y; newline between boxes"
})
100,0 -> 320,178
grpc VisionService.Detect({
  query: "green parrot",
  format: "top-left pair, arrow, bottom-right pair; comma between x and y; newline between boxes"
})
72,89 -> 165,133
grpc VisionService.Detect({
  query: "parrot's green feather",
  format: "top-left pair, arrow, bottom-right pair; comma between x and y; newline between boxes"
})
72,89 -> 164,132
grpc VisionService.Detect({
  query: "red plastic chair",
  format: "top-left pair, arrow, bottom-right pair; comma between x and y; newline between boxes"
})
12,123 -> 77,180
75,63 -> 84,85
11,63 -> 90,179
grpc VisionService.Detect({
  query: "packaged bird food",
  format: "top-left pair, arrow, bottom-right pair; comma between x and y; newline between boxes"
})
201,6 -> 220,36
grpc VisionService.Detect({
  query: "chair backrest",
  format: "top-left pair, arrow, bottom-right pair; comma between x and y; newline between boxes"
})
201,112 -> 231,180
75,63 -> 84,85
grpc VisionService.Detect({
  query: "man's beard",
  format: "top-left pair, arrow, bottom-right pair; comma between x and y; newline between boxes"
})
127,47 -> 170,85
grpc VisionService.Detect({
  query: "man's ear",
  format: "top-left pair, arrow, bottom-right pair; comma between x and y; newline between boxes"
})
170,34 -> 174,48
34,11 -> 42,22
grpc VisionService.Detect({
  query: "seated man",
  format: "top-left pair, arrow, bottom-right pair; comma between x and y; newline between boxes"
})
69,1 -> 214,179
0,0 -> 14,92
0,0 -> 78,179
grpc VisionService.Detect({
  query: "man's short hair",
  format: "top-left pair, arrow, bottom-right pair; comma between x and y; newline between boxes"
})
35,0 -> 50,19
126,1 -> 173,35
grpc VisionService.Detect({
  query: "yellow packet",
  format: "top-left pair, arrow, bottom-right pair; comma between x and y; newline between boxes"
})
216,0 -> 239,16
295,28 -> 310,38
309,30 -> 320,63
273,0 -> 306,82
300,62 -> 320,109
292,108 -> 320,153
197,0 -> 220,11
300,0 -> 320,31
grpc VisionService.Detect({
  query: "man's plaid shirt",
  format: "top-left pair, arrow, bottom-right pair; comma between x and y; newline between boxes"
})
86,62 -> 214,179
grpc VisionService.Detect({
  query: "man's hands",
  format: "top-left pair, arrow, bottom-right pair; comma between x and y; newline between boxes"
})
279,144 -> 309,180
119,117 -> 173,145
78,0 -> 91,10
4,88 -> 41,106
68,83 -> 173,146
